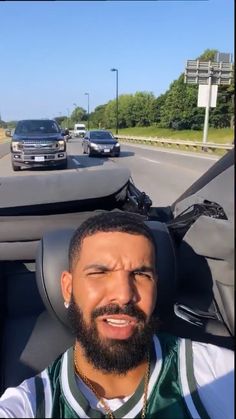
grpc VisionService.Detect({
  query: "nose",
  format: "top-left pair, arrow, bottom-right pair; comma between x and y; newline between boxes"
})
108,270 -> 139,306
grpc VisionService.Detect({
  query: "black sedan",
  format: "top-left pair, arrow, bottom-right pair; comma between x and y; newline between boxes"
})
82,130 -> 120,157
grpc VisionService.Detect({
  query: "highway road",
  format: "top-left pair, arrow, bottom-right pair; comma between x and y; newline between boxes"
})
0,138 -> 219,207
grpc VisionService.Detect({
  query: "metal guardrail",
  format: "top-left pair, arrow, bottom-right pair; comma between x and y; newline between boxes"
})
117,135 -> 234,153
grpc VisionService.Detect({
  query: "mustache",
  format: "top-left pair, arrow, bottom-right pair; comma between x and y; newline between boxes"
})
91,303 -> 147,322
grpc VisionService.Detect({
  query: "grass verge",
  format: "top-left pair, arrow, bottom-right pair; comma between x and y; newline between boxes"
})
113,126 -> 233,156
115,126 -> 233,143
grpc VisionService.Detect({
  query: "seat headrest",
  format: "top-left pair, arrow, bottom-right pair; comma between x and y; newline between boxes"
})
36,222 -> 176,328
36,228 -> 74,328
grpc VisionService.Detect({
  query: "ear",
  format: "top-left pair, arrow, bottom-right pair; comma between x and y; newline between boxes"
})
61,270 -> 72,303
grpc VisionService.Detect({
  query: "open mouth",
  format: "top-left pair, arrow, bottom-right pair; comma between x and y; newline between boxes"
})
96,315 -> 139,339
104,318 -> 134,327
99,314 -> 137,324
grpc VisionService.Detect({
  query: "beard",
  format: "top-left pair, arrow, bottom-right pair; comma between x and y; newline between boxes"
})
67,294 -> 159,374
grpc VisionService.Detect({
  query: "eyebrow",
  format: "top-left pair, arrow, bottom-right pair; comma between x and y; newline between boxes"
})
83,264 -> 156,274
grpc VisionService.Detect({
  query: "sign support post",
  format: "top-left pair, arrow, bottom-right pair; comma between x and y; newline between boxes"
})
202,68 -> 213,148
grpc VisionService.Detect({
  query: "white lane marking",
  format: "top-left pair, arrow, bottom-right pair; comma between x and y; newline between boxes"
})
122,142 -> 219,161
72,158 -> 81,166
138,154 -> 204,174
140,157 -> 161,164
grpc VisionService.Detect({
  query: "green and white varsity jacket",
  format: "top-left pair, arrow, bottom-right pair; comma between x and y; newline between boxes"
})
0,332 -> 233,418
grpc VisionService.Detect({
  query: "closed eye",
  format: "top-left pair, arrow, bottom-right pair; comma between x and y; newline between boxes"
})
87,270 -> 107,276
85,265 -> 111,277
133,271 -> 154,280
85,264 -> 110,275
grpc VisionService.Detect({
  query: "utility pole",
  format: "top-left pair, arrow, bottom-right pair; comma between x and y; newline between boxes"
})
111,68 -> 119,134
84,93 -> 90,130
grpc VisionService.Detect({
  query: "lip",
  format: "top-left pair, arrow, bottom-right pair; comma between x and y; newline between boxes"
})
97,314 -> 139,340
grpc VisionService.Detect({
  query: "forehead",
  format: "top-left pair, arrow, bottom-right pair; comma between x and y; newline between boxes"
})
76,231 -> 155,265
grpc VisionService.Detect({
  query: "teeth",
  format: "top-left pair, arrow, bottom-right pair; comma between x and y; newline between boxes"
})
106,318 -> 130,326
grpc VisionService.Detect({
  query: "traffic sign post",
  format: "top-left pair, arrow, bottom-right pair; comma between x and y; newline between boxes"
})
202,69 -> 213,148
184,53 -> 233,149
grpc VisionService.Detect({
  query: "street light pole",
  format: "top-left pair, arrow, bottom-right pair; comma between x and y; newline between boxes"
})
111,68 -> 118,134
66,108 -> 70,129
84,93 -> 90,130
73,103 -> 77,125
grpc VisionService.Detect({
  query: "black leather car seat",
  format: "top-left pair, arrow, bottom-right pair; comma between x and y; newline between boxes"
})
36,222 -> 177,332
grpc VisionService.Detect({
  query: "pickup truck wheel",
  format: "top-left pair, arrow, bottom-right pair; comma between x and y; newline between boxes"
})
88,147 -> 93,157
12,164 -> 20,172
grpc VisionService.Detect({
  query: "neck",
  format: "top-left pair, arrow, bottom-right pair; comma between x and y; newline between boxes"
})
74,341 -> 149,399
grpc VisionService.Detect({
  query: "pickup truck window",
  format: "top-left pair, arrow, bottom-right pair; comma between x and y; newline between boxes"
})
15,120 -> 60,135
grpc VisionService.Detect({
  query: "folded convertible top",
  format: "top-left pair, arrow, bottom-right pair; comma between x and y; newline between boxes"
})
0,166 -> 131,215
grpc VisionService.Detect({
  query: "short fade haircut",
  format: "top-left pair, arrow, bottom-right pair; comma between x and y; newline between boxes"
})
69,211 -> 157,271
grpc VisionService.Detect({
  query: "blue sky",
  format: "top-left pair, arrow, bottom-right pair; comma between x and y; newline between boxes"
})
0,0 -> 234,121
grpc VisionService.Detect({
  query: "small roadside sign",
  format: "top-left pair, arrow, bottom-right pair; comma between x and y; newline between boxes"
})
197,84 -> 218,108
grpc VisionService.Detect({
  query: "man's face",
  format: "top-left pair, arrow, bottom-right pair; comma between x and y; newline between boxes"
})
61,231 -> 158,372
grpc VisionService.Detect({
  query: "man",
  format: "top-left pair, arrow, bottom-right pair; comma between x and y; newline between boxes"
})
0,212 -> 234,418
